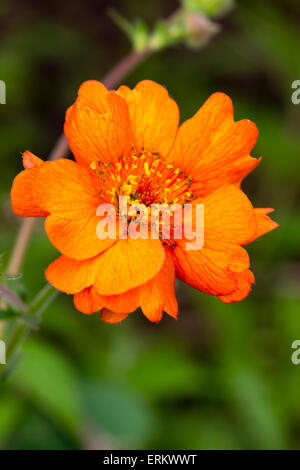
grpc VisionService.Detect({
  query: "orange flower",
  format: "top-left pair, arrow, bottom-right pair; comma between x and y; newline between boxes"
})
11,80 -> 278,323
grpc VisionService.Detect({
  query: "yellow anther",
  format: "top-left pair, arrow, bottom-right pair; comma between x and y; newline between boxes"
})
128,175 -> 137,185
122,184 -> 133,194
90,161 -> 97,170
144,162 -> 151,176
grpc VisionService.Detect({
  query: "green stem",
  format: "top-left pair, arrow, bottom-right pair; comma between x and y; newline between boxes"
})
0,284 -> 57,380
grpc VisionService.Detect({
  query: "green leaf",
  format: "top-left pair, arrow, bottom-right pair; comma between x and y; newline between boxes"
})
127,340 -> 204,401
0,395 -> 24,446
109,9 -> 149,52
228,368 -> 286,449
83,380 -> 156,446
8,338 -> 84,439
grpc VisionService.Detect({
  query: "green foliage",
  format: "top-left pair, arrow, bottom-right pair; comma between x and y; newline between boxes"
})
8,338 -> 84,440
110,1 -> 225,53
83,380 -> 156,446
181,0 -> 234,17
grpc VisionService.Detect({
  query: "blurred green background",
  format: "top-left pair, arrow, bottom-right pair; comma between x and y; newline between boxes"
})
0,0 -> 299,450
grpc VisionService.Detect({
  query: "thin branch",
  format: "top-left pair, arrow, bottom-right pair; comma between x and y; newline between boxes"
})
0,284 -> 27,312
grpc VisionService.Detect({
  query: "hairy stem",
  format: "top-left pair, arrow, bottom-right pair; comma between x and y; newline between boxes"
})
0,284 -> 57,380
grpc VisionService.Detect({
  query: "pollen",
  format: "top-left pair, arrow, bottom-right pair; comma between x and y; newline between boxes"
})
90,150 -> 196,242
91,150 -> 196,206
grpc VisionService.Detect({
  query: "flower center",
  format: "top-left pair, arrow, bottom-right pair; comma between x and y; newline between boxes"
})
90,150 -> 195,208
90,151 -> 196,246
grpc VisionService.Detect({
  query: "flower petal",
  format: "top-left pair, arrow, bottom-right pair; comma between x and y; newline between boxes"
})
88,250 -> 177,322
64,91 -> 133,168
22,150 -> 44,169
218,270 -> 255,303
33,158 -> 100,218
73,287 -> 103,314
100,309 -> 129,324
173,239 -> 249,297
166,92 -> 259,196
250,208 -> 279,242
45,214 -> 115,260
76,80 -> 109,114
203,184 -> 257,245
139,249 -> 178,322
93,239 -> 166,296
117,80 -> 179,158
45,255 -> 97,294
11,152 -> 48,217
91,286 -> 140,314
46,239 -> 166,295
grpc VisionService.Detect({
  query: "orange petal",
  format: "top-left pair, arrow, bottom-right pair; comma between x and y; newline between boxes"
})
90,249 -> 178,322
91,286 -> 140,314
73,287 -> 103,314
44,214 -> 115,260
203,184 -> 257,245
93,239 -> 166,296
33,158 -> 100,218
11,168 -> 48,218
100,309 -> 129,324
46,239 -> 165,295
45,255 -> 97,294
22,150 -> 44,169
166,92 -> 259,196
139,249 -> 178,322
249,208 -> 279,242
64,91 -> 133,168
95,251 -> 177,322
117,80 -> 179,158
173,239 -> 249,297
76,80 -> 109,114
218,270 -> 255,303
